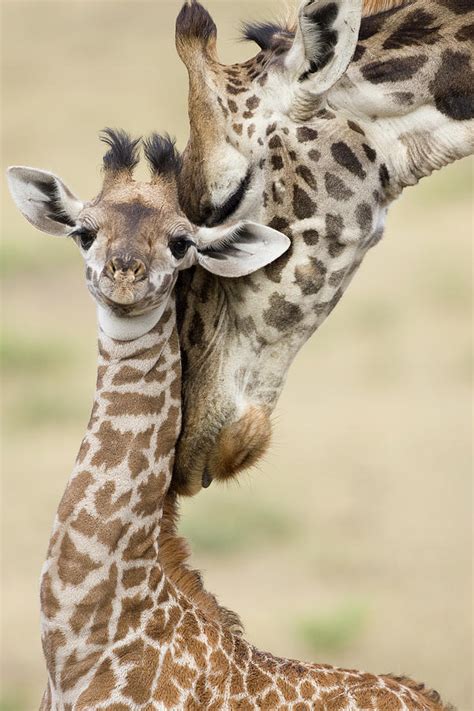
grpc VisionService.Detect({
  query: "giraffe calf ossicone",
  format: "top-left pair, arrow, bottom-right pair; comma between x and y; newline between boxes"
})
8,130 -> 451,708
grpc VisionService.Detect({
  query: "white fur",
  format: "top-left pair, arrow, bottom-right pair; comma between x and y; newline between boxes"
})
97,302 -> 170,341
285,0 -> 363,97
205,143 -> 249,209
7,165 -> 83,236
195,220 -> 291,278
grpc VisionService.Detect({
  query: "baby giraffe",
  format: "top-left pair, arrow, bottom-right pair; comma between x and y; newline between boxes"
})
8,131 -> 447,710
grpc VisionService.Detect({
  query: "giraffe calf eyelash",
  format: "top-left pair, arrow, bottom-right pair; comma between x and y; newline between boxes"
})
70,227 -> 97,251
70,227 -> 96,238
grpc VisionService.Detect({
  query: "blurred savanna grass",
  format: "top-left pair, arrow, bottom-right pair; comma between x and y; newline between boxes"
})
1,1 -> 472,709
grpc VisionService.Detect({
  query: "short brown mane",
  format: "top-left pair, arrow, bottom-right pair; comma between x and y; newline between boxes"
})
159,494 -> 244,634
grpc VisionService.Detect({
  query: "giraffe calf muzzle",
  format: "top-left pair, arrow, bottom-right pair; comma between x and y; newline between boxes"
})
101,255 -> 149,306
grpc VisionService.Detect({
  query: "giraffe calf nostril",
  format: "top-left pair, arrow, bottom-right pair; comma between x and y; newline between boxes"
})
105,257 -> 147,282
131,259 -> 146,279
110,257 -> 122,274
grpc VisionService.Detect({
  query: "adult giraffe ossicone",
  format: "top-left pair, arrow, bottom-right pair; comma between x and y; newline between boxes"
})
9,127 -> 451,711
173,0 -> 474,495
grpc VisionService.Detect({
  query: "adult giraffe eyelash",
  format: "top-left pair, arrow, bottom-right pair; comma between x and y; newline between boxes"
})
204,170 -> 252,227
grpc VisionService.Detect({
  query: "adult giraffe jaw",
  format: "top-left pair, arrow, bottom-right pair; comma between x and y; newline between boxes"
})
172,0 -> 474,495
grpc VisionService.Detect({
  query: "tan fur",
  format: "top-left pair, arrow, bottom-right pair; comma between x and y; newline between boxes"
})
210,406 -> 272,481
363,0 -> 410,15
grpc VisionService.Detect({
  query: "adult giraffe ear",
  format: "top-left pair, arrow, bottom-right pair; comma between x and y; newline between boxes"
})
285,0 -> 363,96
7,166 -> 83,237
193,221 -> 291,278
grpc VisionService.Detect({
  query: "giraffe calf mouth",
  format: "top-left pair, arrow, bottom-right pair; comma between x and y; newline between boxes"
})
108,286 -> 141,305
98,276 -> 151,310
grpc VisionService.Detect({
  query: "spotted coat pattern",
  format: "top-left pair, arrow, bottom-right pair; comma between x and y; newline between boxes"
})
39,302 -> 448,709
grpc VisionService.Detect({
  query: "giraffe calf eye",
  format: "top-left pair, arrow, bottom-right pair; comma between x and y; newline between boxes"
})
170,237 -> 192,260
71,228 -> 97,251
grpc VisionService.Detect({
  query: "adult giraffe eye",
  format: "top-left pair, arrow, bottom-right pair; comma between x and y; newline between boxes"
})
170,237 -> 192,260
204,170 -> 252,227
72,228 -> 97,251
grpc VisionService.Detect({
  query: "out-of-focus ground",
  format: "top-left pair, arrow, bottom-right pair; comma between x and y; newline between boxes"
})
1,2 -> 472,709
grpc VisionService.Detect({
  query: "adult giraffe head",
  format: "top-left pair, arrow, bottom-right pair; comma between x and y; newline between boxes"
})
173,0 -> 474,494
7,129 -> 289,339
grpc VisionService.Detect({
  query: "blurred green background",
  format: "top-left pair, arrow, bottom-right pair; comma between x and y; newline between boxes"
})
1,1 -> 472,709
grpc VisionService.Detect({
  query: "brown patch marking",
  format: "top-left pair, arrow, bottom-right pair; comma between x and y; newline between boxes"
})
57,532 -> 100,585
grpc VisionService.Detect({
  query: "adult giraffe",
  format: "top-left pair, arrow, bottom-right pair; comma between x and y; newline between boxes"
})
173,0 -> 474,495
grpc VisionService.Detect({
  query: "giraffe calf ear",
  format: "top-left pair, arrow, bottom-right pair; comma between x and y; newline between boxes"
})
285,0 -> 363,96
7,166 -> 83,237
194,221 -> 290,278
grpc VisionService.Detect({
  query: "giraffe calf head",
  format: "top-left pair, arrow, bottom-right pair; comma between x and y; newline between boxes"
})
7,129 -> 290,326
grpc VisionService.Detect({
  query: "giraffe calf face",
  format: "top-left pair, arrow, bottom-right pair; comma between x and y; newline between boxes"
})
7,130 -> 291,323
6,168 -> 194,316
69,182 -> 196,316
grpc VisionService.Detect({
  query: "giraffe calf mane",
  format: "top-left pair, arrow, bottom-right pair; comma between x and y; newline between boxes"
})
384,675 -> 454,709
159,494 -> 244,634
